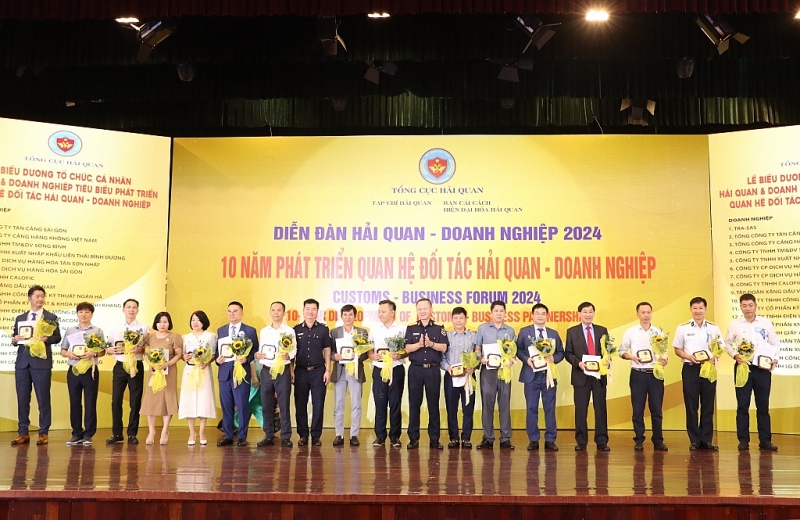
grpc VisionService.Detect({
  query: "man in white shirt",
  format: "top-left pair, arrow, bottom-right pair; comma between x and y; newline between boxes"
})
672,296 -> 723,451
105,298 -> 149,445
368,300 -> 407,448
255,301 -> 296,448
619,302 -> 668,452
724,293 -> 781,451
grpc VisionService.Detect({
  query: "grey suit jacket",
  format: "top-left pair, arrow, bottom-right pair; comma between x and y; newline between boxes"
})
330,325 -> 369,384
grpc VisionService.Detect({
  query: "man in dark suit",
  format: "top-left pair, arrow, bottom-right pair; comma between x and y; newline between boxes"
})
216,301 -> 258,446
516,303 -> 565,451
330,304 -> 369,446
565,301 -> 611,452
11,285 -> 62,446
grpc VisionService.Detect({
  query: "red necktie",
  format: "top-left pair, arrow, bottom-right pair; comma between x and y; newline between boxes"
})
586,326 -> 595,355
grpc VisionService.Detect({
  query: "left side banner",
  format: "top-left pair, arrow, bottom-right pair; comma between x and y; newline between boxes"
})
0,117 -> 170,428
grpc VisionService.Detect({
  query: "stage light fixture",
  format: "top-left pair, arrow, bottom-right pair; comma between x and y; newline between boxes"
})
677,57 -> 695,79
118,18 -> 174,62
364,61 -> 397,85
620,98 -> 656,125
318,16 -> 347,56
586,10 -> 609,21
513,15 -> 559,53
497,58 -> 533,83
696,14 -> 749,55
368,12 -> 390,18
795,11 -> 800,18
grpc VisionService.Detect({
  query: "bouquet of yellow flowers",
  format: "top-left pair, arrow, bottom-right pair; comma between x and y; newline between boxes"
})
122,329 -> 143,377
145,347 -> 168,393
700,335 -> 726,382
230,334 -> 253,387
72,332 -> 106,377
461,350 -> 480,405
535,337 -> 559,388
27,317 -> 59,359
649,329 -> 670,381
735,339 -> 755,388
344,332 -> 374,377
380,334 -> 406,384
186,341 -> 214,389
497,336 -> 517,383
270,332 -> 296,378
598,334 -> 616,379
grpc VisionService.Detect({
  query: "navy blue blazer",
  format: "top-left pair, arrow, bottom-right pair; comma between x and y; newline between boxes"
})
14,309 -> 62,370
516,325 -> 564,384
215,323 -> 258,382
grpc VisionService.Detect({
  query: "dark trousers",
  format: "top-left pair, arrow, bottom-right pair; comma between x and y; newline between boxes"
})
735,363 -> 772,443
373,365 -> 405,441
110,361 -> 144,438
15,366 -> 51,435
67,368 -> 99,438
443,373 -> 475,442
682,363 -> 716,444
630,369 -> 664,444
220,377 -> 252,440
524,373 -> 557,442
407,364 -> 441,442
573,378 -> 608,446
294,365 -> 326,440
260,365 -> 292,440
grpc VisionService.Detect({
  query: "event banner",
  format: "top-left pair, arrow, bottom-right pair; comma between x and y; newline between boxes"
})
709,126 -> 800,434
0,117 -> 170,431
170,135 -> 712,431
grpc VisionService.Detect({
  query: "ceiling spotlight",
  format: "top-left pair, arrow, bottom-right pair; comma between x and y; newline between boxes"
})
318,16 -> 347,56
364,61 -> 397,85
497,58 -> 533,83
586,10 -> 609,21
696,14 -> 749,55
514,15 -> 559,53
677,57 -> 695,79
367,12 -> 391,18
118,19 -> 174,62
176,63 -> 195,82
620,98 -> 656,125
795,11 -> 800,18
115,17 -> 140,24
65,101 -> 76,107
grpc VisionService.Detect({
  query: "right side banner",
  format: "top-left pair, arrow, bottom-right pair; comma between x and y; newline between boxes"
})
709,127 -> 800,434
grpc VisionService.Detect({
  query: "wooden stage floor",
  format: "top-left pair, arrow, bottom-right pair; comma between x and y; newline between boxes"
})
2,429 -> 800,519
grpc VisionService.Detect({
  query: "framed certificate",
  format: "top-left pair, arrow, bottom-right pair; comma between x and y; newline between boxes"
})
584,360 -> 600,372
693,350 -> 710,362
19,325 -> 34,340
486,354 -> 502,369
636,349 -> 653,364
260,344 -> 277,361
757,355 -> 773,370
340,346 -> 355,361
114,340 -> 124,354
451,364 -> 465,377
72,345 -> 86,357
376,347 -> 389,357
532,356 -> 547,370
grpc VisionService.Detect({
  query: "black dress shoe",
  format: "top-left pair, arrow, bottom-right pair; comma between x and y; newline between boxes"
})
237,439 -> 248,446
499,441 -> 515,449
689,442 -> 701,451
128,436 -> 139,445
654,443 -> 669,452
759,442 -> 778,451
106,435 -> 124,445
407,440 -> 419,449
575,444 -> 587,451
430,442 -> 444,450
701,442 -> 719,451
281,439 -> 293,448
527,441 -> 539,451
597,444 -> 611,452
738,442 -> 749,450
350,436 -> 360,446
476,440 -> 493,450
332,435 -> 344,446
462,441 -> 472,449
312,438 -> 322,447
634,442 -> 644,451
544,441 -> 558,451
217,438 -> 234,446
257,437 -> 274,447
298,437 -> 308,446
448,440 -> 460,449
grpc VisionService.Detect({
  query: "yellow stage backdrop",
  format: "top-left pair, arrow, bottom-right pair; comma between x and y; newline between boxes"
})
169,134 -> 712,433
0,117 -> 170,432
710,126 -> 800,435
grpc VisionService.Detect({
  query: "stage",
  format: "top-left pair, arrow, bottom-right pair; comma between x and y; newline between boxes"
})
2,429 -> 800,519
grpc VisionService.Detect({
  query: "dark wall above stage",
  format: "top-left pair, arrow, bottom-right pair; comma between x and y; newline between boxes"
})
1,12 -> 800,135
